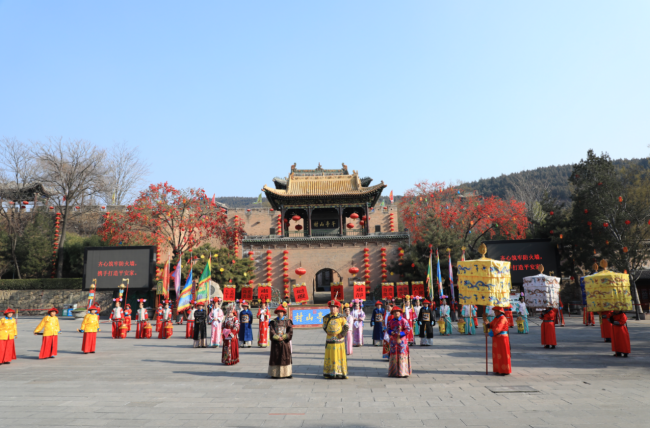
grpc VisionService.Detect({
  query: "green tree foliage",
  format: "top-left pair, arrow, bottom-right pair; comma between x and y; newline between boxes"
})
61,233 -> 108,278
14,213 -> 55,278
165,244 -> 255,291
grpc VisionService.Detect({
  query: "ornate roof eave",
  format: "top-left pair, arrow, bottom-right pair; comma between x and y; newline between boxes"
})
262,182 -> 386,210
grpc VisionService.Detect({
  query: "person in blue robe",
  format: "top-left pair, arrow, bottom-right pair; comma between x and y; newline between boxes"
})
370,301 -> 386,346
238,300 -> 253,347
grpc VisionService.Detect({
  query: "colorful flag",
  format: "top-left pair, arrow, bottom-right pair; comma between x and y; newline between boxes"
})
389,190 -> 394,204
253,193 -> 262,204
162,259 -> 170,298
436,249 -> 443,301
173,259 -> 182,296
177,269 -> 193,312
426,250 -> 434,300
195,258 -> 211,305
448,252 -> 455,306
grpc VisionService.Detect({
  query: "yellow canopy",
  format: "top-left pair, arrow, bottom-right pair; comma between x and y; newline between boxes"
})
457,245 -> 511,307
584,268 -> 632,312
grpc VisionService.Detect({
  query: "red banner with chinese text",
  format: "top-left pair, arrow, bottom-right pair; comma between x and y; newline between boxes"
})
293,283 -> 309,303
223,285 -> 236,302
241,285 -> 254,302
411,281 -> 424,298
396,282 -> 409,299
330,283 -> 344,301
353,282 -> 366,301
258,284 -> 272,303
381,283 -> 395,299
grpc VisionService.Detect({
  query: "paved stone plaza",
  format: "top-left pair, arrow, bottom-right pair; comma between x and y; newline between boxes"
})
1,315 -> 649,428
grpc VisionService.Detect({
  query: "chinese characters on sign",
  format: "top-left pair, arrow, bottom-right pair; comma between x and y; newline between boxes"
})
353,284 -> 366,301
330,283 -> 344,301
499,254 -> 542,272
396,282 -> 409,298
411,281 -> 424,297
293,284 -> 309,303
241,286 -> 254,301
96,260 -> 138,277
381,283 -> 395,299
223,286 -> 236,302
291,307 -> 329,327
312,220 -> 338,229
258,285 -> 272,302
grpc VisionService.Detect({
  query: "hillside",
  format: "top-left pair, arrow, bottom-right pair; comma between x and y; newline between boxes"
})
461,157 -> 648,202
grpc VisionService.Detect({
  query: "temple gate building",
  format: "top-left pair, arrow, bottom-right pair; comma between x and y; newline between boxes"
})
235,164 -> 409,304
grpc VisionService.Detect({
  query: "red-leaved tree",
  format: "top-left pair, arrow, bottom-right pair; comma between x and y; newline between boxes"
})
400,181 -> 529,253
98,183 -> 243,255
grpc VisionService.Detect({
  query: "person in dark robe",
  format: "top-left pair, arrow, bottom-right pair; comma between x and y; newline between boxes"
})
268,303 -> 293,378
370,301 -> 385,346
238,300 -> 253,348
417,300 -> 435,346
193,302 -> 208,348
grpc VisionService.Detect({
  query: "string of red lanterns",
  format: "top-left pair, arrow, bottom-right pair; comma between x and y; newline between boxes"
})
282,250 -> 289,298
380,247 -> 387,282
363,247 -> 370,294
389,212 -> 395,232
276,214 -> 282,236
51,212 -> 61,278
233,216 -> 240,257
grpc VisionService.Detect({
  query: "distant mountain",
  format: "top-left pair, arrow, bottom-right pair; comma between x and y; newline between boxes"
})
461,158 -> 648,202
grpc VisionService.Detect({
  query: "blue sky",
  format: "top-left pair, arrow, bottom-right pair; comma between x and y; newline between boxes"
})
1,1 -> 648,198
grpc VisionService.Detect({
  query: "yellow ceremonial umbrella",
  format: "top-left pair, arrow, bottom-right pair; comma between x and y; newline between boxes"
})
584,260 -> 632,312
457,243 -> 511,308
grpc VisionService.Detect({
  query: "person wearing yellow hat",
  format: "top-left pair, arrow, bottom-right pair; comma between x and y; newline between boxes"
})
34,308 -> 60,359
269,303 -> 293,378
483,306 -> 511,375
0,308 -> 18,364
78,306 -> 101,353
322,300 -> 349,379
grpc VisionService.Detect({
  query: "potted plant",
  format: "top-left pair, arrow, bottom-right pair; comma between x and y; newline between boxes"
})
72,307 -> 88,319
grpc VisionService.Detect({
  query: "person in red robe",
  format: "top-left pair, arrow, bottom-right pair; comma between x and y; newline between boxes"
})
609,310 -> 630,357
155,304 -> 164,332
540,307 -> 557,349
484,306 -> 511,376
186,301 -> 196,339
124,304 -> 132,332
109,299 -> 124,339
135,299 -> 148,338
600,311 -> 613,343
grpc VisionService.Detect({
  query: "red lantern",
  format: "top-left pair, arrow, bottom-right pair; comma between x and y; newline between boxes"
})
350,213 -> 359,219
347,223 -> 354,229
49,206 -> 54,210
411,263 -> 415,268
283,273 -> 289,278
603,222 -> 609,228
363,257 -> 369,262
550,230 -> 554,234
267,250 -> 272,254
364,274 -> 370,279
584,209 -> 589,214
598,182 -> 603,186
295,267 -> 306,276
75,206 -> 80,209
349,267 -> 359,275
295,225 -> 303,230
587,221 -> 592,227
362,216 -> 367,221
625,220 -> 631,225
380,247 -> 386,251
283,250 -> 289,254
291,215 -> 301,221
623,247 -> 629,253
364,248 -> 369,252
270,208 -> 274,211
360,220 -> 365,226
248,251 -> 254,256
549,211 -> 554,216
618,196 -> 623,203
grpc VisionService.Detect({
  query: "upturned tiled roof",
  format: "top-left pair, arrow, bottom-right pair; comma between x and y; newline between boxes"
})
263,173 -> 385,198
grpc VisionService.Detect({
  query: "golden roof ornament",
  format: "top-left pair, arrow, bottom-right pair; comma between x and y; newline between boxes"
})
478,243 -> 489,260
592,262 -> 599,273
537,264 -> 544,274
600,259 -> 608,270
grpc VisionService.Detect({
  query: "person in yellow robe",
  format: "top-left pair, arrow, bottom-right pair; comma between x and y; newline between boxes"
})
0,308 -> 18,364
78,306 -> 101,354
322,299 -> 349,379
34,308 -> 60,359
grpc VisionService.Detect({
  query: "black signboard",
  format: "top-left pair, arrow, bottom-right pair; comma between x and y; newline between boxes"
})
83,246 -> 156,290
483,239 -> 559,286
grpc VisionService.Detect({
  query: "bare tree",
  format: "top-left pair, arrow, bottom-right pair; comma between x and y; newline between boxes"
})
0,138 -> 39,278
100,142 -> 150,206
505,174 -> 551,221
34,138 -> 108,278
